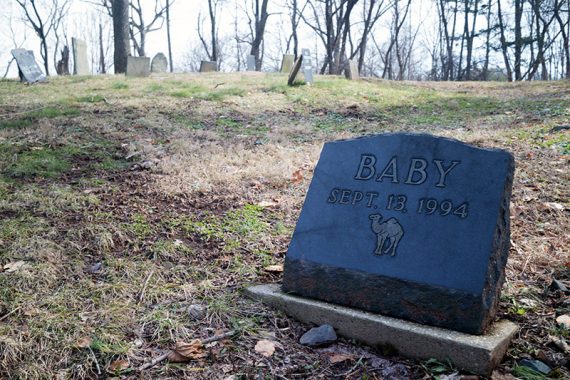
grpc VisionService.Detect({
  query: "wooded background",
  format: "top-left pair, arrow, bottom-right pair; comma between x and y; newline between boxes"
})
3,0 -> 570,81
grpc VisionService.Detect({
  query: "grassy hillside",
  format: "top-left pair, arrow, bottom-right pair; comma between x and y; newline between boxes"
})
0,73 -> 568,379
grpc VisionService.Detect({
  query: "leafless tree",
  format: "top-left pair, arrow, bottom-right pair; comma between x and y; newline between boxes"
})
301,0 -> 359,75
243,0 -> 271,70
129,0 -> 169,57
14,0 -> 71,76
111,0 -> 130,73
198,0 -> 224,63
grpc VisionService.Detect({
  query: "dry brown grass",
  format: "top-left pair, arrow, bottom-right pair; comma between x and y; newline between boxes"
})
0,73 -> 568,379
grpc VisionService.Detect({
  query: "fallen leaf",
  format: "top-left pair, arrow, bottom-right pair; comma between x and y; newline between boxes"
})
3,261 -> 25,273
108,359 -> 129,372
257,200 -> 279,208
167,350 -> 191,363
556,314 -> 570,329
544,202 -> 564,211
264,264 -> 284,273
291,170 -> 303,184
254,339 -> 275,357
75,337 -> 92,348
328,353 -> 354,364
173,339 -> 207,360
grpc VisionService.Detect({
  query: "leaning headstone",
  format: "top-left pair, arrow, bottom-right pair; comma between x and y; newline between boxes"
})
151,53 -> 168,73
200,60 -> 217,72
126,56 -> 150,77
10,49 -> 46,83
345,59 -> 359,80
281,54 -> 295,73
246,55 -> 256,71
282,133 -> 514,335
287,49 -> 313,86
72,37 -> 90,75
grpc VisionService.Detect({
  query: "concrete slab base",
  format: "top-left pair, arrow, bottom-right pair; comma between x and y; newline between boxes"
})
245,284 -> 518,376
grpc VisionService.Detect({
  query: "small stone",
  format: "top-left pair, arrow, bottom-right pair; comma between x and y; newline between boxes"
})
518,358 -> 551,374
187,304 -> 206,320
300,324 -> 337,346
556,314 -> 570,329
87,262 -> 102,273
550,278 -> 569,293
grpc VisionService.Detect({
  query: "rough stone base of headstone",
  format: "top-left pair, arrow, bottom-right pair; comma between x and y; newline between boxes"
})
246,284 -> 517,376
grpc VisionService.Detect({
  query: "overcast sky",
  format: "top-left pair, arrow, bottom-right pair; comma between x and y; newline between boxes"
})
1,0 -> 440,77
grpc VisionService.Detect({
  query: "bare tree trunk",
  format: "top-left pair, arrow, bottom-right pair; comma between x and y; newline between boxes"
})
208,0 -> 218,62
482,0 -> 492,80
166,0 -> 173,72
99,23 -> 106,74
249,0 -> 270,70
496,0 -> 513,81
514,0 -> 523,80
553,0 -> 570,78
112,0 -> 130,73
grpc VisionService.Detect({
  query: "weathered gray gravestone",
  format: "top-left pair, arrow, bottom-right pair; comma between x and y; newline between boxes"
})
287,49 -> 314,86
151,53 -> 168,73
11,49 -> 46,83
72,37 -> 90,75
345,59 -> 359,80
301,49 -> 314,85
281,54 -> 295,73
126,56 -> 150,77
283,133 -> 514,334
246,55 -> 256,71
247,133 -> 518,375
200,60 -> 217,72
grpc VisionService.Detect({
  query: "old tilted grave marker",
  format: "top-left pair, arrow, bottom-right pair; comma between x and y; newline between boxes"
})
151,53 -> 168,73
345,59 -> 359,80
287,49 -> 314,86
246,55 -> 256,71
11,49 -> 46,83
281,54 -> 294,73
126,56 -> 150,77
282,133 -> 514,335
72,37 -> 90,75
200,60 -> 217,72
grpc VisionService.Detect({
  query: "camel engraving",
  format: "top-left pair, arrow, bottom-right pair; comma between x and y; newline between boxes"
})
369,213 -> 404,256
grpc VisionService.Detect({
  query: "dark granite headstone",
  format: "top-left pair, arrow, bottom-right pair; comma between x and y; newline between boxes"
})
282,133 -> 514,335
11,49 -> 46,83
200,60 -> 217,72
247,55 -> 256,71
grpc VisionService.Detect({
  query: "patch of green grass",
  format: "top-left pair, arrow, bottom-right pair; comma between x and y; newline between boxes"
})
112,81 -> 129,90
128,213 -> 153,239
216,117 -> 242,129
314,113 -> 351,132
195,87 -> 246,101
145,83 -> 165,93
512,365 -> 547,380
76,94 -> 106,103
0,105 -> 81,130
4,146 -> 72,178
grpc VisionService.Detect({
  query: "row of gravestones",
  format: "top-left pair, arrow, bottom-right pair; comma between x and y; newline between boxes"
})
11,43 -> 359,84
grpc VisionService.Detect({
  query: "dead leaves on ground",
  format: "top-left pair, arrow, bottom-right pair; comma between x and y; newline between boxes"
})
167,339 -> 207,363
254,339 -> 276,357
2,261 -> 26,273
108,359 -> 129,373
